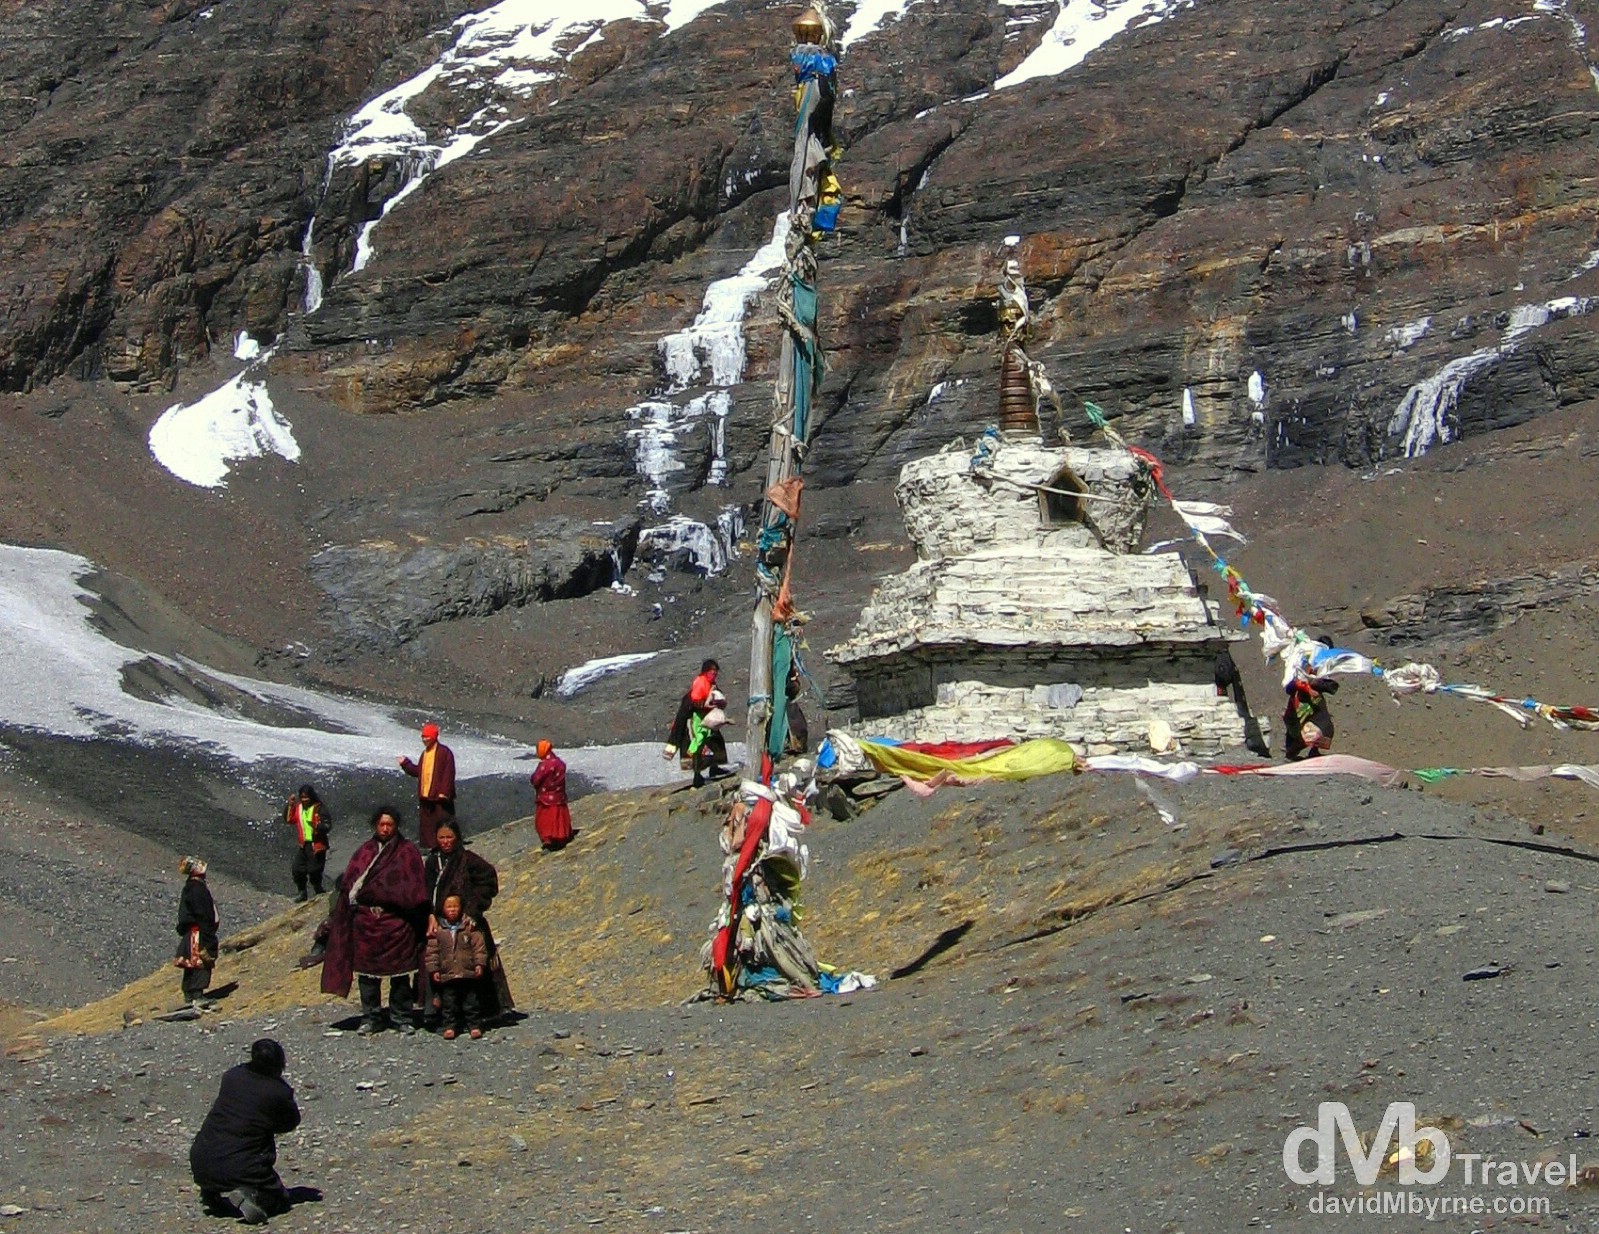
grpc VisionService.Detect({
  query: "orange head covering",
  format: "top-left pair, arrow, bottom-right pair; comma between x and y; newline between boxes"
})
536,739 -> 552,759
421,723 -> 440,741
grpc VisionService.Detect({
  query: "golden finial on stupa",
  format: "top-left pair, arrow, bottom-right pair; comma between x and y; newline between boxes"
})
793,6 -> 828,46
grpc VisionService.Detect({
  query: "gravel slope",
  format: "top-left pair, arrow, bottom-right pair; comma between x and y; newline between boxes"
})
9,773 -> 1599,1232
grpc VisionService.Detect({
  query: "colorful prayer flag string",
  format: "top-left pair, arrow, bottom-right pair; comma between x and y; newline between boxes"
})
1073,401 -> 1599,733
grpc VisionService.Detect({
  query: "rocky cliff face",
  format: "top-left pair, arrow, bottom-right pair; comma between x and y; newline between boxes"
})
2,0 -> 1597,697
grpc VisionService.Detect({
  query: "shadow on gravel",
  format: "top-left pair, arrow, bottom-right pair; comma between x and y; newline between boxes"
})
323,1009 -> 530,1034
889,919 -> 974,979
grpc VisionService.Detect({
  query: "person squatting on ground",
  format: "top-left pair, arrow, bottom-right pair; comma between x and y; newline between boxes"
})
399,722 -> 456,850
424,893 -> 487,1040
320,806 -> 428,1035
175,856 -> 219,1005
665,658 -> 730,787
530,738 -> 573,850
423,818 -> 513,1027
283,784 -> 331,902
190,1038 -> 300,1225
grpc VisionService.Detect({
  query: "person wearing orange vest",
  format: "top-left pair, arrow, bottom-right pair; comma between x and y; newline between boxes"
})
283,784 -> 331,902
398,723 -> 457,850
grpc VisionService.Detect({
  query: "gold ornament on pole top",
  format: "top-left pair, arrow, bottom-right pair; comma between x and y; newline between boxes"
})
793,7 -> 828,46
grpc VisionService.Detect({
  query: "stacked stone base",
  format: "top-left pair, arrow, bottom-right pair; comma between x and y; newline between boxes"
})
859,679 -> 1258,757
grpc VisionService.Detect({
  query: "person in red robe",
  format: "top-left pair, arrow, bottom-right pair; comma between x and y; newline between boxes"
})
530,739 -> 573,851
398,722 -> 456,850
320,806 -> 428,1035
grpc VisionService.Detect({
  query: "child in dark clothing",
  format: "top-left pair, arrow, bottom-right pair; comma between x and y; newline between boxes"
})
423,894 -> 487,1040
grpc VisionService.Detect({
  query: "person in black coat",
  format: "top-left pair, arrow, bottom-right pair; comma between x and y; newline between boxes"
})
175,856 -> 219,1004
190,1039 -> 301,1224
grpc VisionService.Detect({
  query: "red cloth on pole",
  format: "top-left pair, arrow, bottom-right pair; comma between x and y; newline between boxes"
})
711,796 -> 772,987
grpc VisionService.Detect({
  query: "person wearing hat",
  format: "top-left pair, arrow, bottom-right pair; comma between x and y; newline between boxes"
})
174,856 -> 219,1005
190,1038 -> 301,1224
529,739 -> 573,851
398,722 -> 456,850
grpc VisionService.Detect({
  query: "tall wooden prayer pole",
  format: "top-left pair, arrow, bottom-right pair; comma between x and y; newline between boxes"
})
744,5 -> 842,780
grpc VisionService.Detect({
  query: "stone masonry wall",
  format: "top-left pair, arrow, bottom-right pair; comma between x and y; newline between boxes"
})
895,442 -> 1150,561
863,679 -> 1251,757
851,644 -> 1233,720
829,545 -> 1225,665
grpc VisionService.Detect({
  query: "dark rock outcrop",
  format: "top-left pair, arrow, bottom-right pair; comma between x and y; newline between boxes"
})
311,516 -> 640,653
1360,558 -> 1599,644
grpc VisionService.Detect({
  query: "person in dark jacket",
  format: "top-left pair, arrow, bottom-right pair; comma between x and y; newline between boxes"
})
783,661 -> 810,756
190,1038 -> 301,1224
1284,675 -> 1339,760
423,894 -> 488,1040
664,659 -> 728,787
283,784 -> 331,902
175,856 -> 219,1005
423,819 -> 513,1026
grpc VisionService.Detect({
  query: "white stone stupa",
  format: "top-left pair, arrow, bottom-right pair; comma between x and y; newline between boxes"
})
826,257 -> 1253,756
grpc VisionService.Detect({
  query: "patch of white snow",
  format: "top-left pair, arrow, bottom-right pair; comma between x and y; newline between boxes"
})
1386,315 -> 1431,350
995,0 -> 1195,91
0,544 -> 718,791
555,651 -> 661,698
148,350 -> 300,489
839,0 -> 919,51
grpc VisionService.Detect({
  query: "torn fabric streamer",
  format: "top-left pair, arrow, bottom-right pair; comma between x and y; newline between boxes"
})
1170,500 -> 1247,543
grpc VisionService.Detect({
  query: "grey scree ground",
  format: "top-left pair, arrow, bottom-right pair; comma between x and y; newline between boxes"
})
7,772 -> 1599,1233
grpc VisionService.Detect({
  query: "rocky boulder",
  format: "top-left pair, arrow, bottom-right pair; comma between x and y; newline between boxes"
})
311,515 -> 640,653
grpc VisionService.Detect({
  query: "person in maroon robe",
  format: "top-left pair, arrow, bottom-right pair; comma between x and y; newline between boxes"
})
530,739 -> 573,851
398,723 -> 456,850
320,806 -> 428,1035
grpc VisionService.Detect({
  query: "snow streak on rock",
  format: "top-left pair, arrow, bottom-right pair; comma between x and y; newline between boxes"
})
1387,296 -> 1596,457
659,217 -> 790,391
1534,0 -> 1599,93
334,0 -> 728,271
1386,316 -> 1432,351
625,215 -> 788,574
647,516 -> 727,575
995,0 -> 1198,91
839,0 -> 920,51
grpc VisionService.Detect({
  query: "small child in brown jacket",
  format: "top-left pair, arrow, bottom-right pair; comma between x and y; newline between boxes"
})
423,894 -> 488,1040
